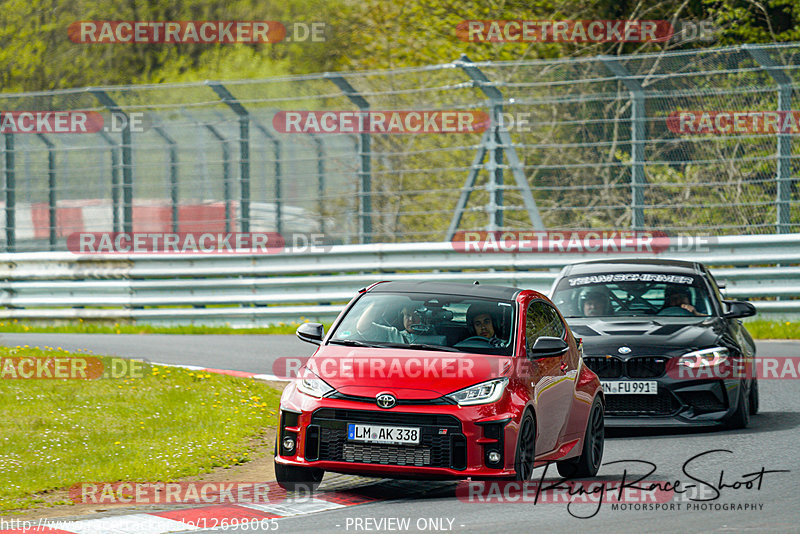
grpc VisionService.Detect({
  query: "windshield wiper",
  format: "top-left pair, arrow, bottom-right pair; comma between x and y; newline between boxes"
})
328,339 -> 383,348
376,342 -> 460,352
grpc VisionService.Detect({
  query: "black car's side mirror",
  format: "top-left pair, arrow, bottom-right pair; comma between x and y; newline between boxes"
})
296,322 -> 324,345
527,336 -> 569,359
723,300 -> 756,319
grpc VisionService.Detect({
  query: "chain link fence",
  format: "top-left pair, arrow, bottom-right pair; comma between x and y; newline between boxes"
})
1,42 -> 799,251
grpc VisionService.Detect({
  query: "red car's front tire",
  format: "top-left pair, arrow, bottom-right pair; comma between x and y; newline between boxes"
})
513,411 -> 536,481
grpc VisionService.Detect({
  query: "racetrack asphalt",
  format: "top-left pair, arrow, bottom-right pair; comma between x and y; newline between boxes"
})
1,334 -> 797,533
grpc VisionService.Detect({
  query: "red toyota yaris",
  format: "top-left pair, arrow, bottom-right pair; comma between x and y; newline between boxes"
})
275,281 -> 604,490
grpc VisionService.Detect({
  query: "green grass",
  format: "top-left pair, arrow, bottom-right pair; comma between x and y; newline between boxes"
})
0,345 -> 282,513
743,319 -> 800,340
0,319 -> 332,336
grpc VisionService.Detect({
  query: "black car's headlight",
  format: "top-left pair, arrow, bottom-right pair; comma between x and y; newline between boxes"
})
677,347 -> 729,369
446,377 -> 508,406
296,369 -> 335,398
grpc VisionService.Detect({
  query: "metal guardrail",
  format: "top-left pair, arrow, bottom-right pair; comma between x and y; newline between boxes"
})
0,233 -> 798,325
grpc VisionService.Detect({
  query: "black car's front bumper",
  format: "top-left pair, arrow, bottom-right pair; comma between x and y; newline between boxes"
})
601,377 -> 745,427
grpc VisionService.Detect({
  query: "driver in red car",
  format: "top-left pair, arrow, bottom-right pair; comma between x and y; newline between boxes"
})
466,304 -> 504,347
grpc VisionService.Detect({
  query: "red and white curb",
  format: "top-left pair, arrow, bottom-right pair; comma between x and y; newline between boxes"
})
151,362 -> 290,382
0,492 -> 377,533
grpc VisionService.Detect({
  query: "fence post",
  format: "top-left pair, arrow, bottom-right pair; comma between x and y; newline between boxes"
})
98,131 -> 121,233
3,133 -> 15,251
250,123 -> 282,236
205,125 -> 232,234
326,74 -> 372,243
449,56 -> 544,239
599,56 -> 646,231
152,125 -> 179,233
744,45 -> 793,234
208,82 -> 251,233
36,134 -> 57,250
313,136 -> 326,236
91,89 -> 133,234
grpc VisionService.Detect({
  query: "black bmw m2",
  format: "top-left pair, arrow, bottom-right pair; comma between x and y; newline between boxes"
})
551,259 -> 757,429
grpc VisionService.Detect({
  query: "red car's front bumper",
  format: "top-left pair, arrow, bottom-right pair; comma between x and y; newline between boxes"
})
275,382 -> 525,479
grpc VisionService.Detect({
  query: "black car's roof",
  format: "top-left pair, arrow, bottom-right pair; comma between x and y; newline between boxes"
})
368,281 -> 522,300
560,258 -> 704,277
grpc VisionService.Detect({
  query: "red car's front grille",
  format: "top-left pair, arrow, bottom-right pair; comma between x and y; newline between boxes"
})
343,442 -> 431,466
307,408 -> 465,469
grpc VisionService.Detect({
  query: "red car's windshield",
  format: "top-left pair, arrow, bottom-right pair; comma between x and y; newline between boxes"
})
328,292 -> 516,355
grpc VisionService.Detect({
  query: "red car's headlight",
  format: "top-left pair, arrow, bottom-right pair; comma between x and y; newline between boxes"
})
296,369 -> 335,398
446,377 -> 508,406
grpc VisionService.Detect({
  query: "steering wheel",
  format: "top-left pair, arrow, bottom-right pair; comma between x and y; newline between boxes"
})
454,336 -> 493,347
656,306 -> 693,316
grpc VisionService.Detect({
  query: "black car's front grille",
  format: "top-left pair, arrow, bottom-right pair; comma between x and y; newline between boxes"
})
308,409 -> 465,469
584,356 -> 666,378
584,357 -> 625,378
626,357 -> 667,378
605,390 -> 678,415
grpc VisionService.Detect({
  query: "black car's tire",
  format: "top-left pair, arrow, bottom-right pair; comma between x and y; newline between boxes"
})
557,396 -> 604,478
726,384 -> 751,430
274,460 -> 324,492
749,378 -> 759,415
514,411 -> 536,481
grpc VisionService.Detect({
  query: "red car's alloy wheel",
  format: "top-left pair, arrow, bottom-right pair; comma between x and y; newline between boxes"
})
514,412 -> 536,481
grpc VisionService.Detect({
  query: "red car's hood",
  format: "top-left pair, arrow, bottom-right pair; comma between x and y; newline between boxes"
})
305,345 -> 510,399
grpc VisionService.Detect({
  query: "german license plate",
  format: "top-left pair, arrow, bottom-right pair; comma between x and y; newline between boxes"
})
600,380 -> 658,395
347,423 -> 420,445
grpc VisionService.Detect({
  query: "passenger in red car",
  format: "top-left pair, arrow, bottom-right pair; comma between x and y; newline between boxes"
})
355,302 -> 421,342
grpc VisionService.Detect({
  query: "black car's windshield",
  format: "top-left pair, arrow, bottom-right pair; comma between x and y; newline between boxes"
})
328,291 -> 515,355
552,272 -> 713,318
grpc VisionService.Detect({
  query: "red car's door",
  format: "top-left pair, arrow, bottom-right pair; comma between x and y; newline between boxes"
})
524,299 -> 574,455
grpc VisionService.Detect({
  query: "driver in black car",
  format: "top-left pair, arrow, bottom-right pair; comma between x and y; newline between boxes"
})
663,288 -> 704,316
466,304 -> 504,347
